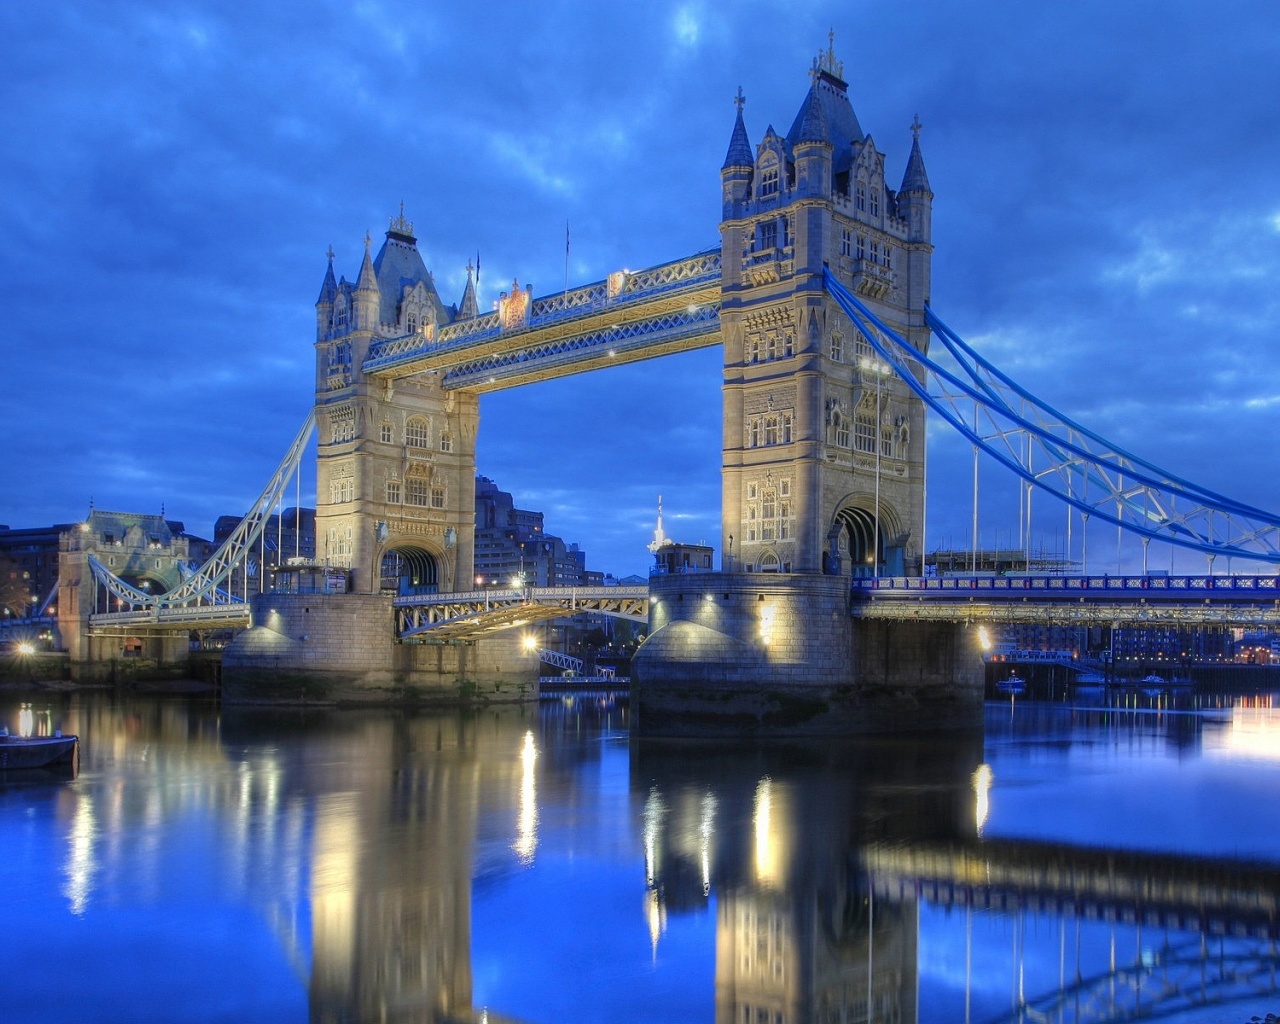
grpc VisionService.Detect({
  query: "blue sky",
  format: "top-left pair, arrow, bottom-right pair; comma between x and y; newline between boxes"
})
3,1 -> 1280,577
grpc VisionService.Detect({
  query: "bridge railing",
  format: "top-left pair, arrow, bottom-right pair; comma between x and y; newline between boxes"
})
853,574 -> 1280,596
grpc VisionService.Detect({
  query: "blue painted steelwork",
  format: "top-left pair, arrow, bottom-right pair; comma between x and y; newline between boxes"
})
442,302 -> 721,389
853,573 -> 1279,602
824,268 -> 1280,564
363,248 -> 722,379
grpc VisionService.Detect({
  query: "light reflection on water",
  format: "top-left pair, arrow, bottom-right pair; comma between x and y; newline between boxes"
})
0,692 -> 1277,1023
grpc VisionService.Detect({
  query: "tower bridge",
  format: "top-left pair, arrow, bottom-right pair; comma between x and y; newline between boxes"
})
65,39 -> 1280,729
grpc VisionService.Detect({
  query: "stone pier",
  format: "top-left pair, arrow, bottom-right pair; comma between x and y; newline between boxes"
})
632,572 -> 983,735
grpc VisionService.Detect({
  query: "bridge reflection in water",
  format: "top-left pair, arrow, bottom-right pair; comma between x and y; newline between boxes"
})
5,694 -> 1278,1023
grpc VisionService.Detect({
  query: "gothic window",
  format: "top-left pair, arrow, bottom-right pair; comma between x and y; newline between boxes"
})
765,333 -> 778,360
748,335 -> 761,363
747,482 -> 758,500
857,235 -> 866,259
783,332 -> 794,358
855,407 -> 876,453
870,240 -> 880,265
380,422 -> 393,444
830,332 -> 844,362
762,490 -> 776,521
405,417 -> 429,449
782,412 -> 793,443
783,214 -> 793,248
840,228 -> 853,257
883,244 -> 892,269
881,422 -> 894,458
386,480 -> 401,504
439,431 -> 453,453
760,166 -> 780,196
855,181 -> 866,212
430,485 -> 446,509
330,406 -> 355,444
870,188 -> 880,218
764,415 -> 779,447
334,301 -> 348,329
759,220 -> 778,250
406,476 -> 428,507
832,409 -> 850,448
749,419 -> 760,447
329,477 -> 353,503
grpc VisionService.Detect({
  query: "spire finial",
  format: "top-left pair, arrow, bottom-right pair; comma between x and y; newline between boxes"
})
911,114 -> 923,140
733,86 -> 746,113
389,201 -> 414,237
326,244 -> 335,263
816,29 -> 843,79
364,230 -> 372,253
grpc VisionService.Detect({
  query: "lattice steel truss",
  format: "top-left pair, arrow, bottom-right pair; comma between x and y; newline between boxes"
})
825,268 -> 1280,565
87,412 -> 316,611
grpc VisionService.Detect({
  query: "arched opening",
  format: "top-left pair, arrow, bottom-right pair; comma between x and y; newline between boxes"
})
827,501 -> 906,578
757,550 -> 781,573
379,544 -> 439,596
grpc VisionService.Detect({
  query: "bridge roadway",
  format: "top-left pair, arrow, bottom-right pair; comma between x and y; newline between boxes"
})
362,249 -> 723,392
77,572 -> 1280,639
853,573 -> 1280,627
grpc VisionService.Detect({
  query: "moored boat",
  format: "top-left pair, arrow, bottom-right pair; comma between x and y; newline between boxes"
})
996,673 -> 1026,695
0,733 -> 79,771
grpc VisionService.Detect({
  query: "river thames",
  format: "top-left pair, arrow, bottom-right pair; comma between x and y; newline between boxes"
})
1,689 -> 1278,1023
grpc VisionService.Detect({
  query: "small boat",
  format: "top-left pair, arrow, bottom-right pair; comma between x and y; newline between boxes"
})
996,674 -> 1026,695
0,733 -> 79,771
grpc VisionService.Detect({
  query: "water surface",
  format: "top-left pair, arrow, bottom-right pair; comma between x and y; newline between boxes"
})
1,691 -> 1277,1023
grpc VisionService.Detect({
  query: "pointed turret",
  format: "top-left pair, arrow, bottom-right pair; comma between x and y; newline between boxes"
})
793,84 -> 830,145
898,116 -> 933,246
353,231 -> 380,331
722,87 -> 753,171
899,116 -> 932,196
315,246 -> 337,338
458,261 -> 479,320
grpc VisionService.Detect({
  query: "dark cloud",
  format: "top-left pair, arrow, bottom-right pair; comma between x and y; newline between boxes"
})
3,0 -> 1279,575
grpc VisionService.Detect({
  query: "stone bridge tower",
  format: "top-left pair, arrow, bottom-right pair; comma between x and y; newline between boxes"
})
719,40 -> 932,579
313,211 -> 480,596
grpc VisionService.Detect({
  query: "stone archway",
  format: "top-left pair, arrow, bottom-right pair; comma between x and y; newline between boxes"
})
378,543 -> 440,595
826,498 -> 907,578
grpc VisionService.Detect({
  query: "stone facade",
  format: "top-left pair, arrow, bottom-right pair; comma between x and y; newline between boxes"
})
313,214 -> 480,597
719,44 -> 932,580
633,572 -> 983,735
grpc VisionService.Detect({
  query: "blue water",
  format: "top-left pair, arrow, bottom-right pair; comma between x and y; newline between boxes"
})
1,691 -> 1277,1023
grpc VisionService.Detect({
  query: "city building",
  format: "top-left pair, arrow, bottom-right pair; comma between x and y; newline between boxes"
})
473,476 -> 601,588
647,496 -> 714,575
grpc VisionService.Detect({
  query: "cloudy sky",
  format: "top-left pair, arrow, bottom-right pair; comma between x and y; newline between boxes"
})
3,0 -> 1280,577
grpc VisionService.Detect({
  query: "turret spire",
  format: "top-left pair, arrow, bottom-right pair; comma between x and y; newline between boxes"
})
900,115 -> 932,195
722,87 -> 753,170
458,260 -> 479,320
316,244 -> 337,305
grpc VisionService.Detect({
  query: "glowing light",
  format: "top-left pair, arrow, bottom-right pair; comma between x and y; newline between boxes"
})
642,786 -> 665,886
699,791 -> 717,896
62,793 -> 97,915
977,626 -> 991,652
753,776 -> 780,886
972,763 -> 993,834
513,731 -> 539,863
758,603 -> 775,645
16,641 -> 35,656
18,703 -> 34,738
522,634 -> 538,653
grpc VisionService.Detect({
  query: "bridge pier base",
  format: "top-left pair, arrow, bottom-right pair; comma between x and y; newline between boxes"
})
632,573 -> 984,736
221,592 -> 538,704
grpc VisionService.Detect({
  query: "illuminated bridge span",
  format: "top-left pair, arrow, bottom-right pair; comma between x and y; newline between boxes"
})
851,573 -> 1280,627
396,585 -> 648,642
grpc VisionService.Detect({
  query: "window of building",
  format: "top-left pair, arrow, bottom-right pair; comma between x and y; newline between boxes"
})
386,480 -> 401,504
381,423 -> 393,444
406,477 -> 428,507
855,409 -> 876,453
405,417 -> 429,449
870,240 -> 880,265
439,432 -> 453,453
334,302 -> 348,329
430,485 -> 446,509
840,227 -> 853,257
870,188 -> 880,217
759,220 -> 778,250
855,181 -> 866,212
883,244 -> 892,269
857,235 -> 866,259
764,415 -> 779,447
832,410 -> 850,448
760,166 -> 779,196
830,332 -> 844,362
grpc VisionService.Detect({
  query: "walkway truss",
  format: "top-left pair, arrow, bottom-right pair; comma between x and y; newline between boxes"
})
825,268 -> 1280,568
86,412 -> 316,630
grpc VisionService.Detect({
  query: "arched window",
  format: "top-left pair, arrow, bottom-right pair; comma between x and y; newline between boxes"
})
405,417 -> 429,449
855,406 -> 876,453
439,431 -> 453,453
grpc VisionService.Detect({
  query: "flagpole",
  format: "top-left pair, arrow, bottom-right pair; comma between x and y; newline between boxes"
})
564,220 -> 570,301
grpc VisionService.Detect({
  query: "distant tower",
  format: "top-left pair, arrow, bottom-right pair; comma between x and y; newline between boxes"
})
313,208 -> 480,594
719,38 -> 932,577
